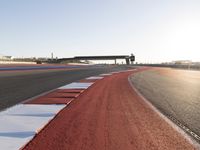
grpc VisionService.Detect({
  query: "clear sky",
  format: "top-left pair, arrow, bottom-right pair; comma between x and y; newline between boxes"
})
0,0 -> 200,63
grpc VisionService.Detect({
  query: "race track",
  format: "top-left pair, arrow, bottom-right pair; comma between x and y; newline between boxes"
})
0,65 -> 131,111
131,67 -> 200,142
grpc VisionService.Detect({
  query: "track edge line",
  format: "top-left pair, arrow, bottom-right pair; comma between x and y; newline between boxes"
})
128,75 -> 200,150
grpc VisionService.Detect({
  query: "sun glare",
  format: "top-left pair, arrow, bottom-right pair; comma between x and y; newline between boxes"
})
164,18 -> 200,61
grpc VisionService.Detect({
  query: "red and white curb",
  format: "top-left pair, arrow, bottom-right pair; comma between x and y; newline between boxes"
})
0,104 -> 65,150
0,74 -> 112,150
0,70 -> 136,150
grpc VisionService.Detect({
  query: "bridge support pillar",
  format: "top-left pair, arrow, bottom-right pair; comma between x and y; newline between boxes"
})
125,58 -> 130,65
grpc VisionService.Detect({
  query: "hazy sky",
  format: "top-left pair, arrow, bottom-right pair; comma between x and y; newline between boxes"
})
0,0 -> 200,63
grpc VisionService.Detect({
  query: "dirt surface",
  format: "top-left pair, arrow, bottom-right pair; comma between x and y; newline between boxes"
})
131,67 -> 200,141
23,69 -> 196,150
0,65 -> 131,111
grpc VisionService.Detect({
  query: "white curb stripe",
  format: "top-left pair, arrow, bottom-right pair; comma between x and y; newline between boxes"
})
58,82 -> 93,89
110,71 -> 119,74
100,73 -> 112,76
86,76 -> 104,80
0,104 -> 65,150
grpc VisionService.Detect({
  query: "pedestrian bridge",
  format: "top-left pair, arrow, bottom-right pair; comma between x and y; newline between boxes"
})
51,55 -> 135,65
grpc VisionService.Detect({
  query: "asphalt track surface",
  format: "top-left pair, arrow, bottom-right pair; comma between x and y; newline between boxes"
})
131,68 -> 200,143
23,69 -> 196,150
0,64 -> 90,71
0,65 -> 131,111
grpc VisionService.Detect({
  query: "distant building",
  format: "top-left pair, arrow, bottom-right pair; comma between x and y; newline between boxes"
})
192,62 -> 200,65
172,60 -> 192,65
0,55 -> 12,60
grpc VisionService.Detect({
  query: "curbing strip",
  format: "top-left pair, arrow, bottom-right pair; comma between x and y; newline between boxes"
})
20,75 -> 104,149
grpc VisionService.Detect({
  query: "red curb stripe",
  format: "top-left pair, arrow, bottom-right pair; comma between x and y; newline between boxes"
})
26,97 -> 73,104
44,92 -> 79,98
19,104 -> 68,150
25,89 -> 84,104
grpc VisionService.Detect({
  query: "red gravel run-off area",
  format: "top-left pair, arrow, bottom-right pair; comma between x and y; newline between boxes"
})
23,70 -> 196,150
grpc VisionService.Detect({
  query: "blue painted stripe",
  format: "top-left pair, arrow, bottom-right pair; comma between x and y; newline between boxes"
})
0,65 -> 91,71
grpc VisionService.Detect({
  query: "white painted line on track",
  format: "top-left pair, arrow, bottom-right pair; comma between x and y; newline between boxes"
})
100,73 -> 112,76
128,76 -> 200,150
126,69 -> 137,72
58,82 -> 94,89
111,69 -> 136,74
0,104 -> 65,150
86,76 -> 104,80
